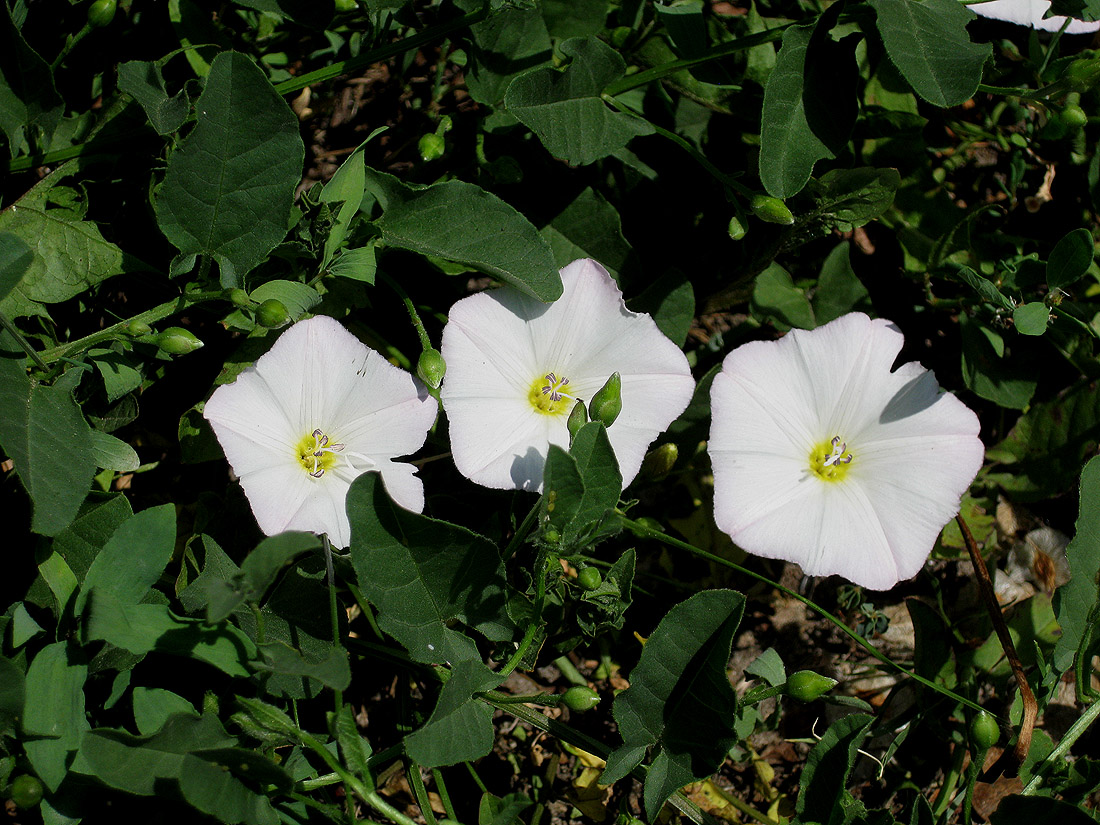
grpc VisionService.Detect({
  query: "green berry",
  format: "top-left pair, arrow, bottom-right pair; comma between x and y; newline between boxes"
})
155,327 -> 203,355
417,348 -> 447,390
256,299 -> 291,329
577,567 -> 603,591
9,775 -> 44,809
87,0 -> 117,27
750,194 -> 795,226
785,670 -> 837,702
970,710 -> 1000,752
560,686 -> 600,712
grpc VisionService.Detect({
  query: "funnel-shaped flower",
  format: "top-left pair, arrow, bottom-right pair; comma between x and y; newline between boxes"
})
708,313 -> 984,590
969,0 -> 1099,33
203,315 -> 437,548
440,259 -> 694,491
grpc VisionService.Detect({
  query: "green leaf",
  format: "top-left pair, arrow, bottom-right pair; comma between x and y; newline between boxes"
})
539,187 -> 633,281
404,659 -> 500,767
1047,228 -> 1094,289
0,2 -> 63,157
576,548 -> 635,636
479,792 -> 534,825
745,648 -> 786,687
0,655 -> 25,734
89,430 -> 140,472
49,492 -> 133,587
813,241 -> 870,325
90,349 -> 143,402
504,37 -> 654,166
23,642 -> 89,792
232,0 -> 334,28
0,232 -> 33,302
248,280 -> 321,321
542,422 -> 622,550
155,52 -> 304,287
336,703 -> 374,791
869,0 -> 991,107
541,0 -> 609,38
329,245 -> 378,284
254,641 -> 351,692
959,313 -> 1036,411
601,589 -> 746,819
1013,302 -> 1050,336
751,262 -> 816,330
627,271 -> 695,347
952,265 -> 1015,312
205,531 -> 320,623
364,167 -> 562,301
989,795 -> 1098,825
1053,457 -> 1100,674
117,59 -> 191,135
320,136 -> 378,268
179,403 -> 223,464
455,0 -> 552,105
0,362 -> 96,536
78,504 -> 176,614
133,688 -> 199,736
347,472 -> 514,664
759,10 -> 856,198
795,714 -> 876,825
800,167 -> 901,234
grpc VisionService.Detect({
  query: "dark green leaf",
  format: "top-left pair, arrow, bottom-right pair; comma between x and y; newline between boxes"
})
155,52 -> 304,286
404,660 -> 500,766
627,271 -> 695,347
813,241 -> 870,325
347,472 -> 513,664
989,795 -> 1097,825
796,714 -> 875,825
801,168 -> 901,234
23,642 -> 88,791
505,37 -> 654,166
542,422 -> 622,550
336,703 -> 374,790
0,232 -> 33,302
78,504 -> 176,614
117,60 -> 191,135
88,430 -> 140,472
870,0 -> 991,107
479,792 -> 534,825
231,0 -> 334,28
254,641 -> 350,692
0,2 -> 62,156
1013,302 -> 1050,336
205,531 -> 320,623
364,167 -> 562,301
959,314 -> 1036,410
457,0 -> 551,105
952,266 -> 1015,312
601,589 -> 746,819
1053,457 -> 1100,673
133,687 -> 199,736
745,648 -> 786,687
540,187 -> 634,281
541,0 -> 609,38
576,548 -> 634,635
1047,228 -> 1094,289
0,655 -> 24,734
752,263 -> 815,330
248,280 -> 321,322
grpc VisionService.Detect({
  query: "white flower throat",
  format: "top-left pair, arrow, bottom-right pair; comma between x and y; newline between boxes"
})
809,435 -> 853,482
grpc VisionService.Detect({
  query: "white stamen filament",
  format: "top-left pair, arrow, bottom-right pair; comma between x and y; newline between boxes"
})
308,428 -> 345,478
822,436 -> 853,467
541,372 -> 575,403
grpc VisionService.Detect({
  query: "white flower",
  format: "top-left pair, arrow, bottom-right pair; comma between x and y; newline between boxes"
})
968,0 -> 1099,33
440,258 -> 695,492
708,312 -> 984,590
203,315 -> 437,548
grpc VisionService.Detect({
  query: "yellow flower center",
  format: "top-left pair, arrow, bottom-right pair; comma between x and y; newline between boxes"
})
296,428 -> 345,478
528,372 -> 574,416
808,436 -> 853,482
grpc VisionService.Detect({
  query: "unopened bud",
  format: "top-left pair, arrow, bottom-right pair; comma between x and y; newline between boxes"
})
784,670 -> 837,702
228,288 -> 251,308
590,372 -> 622,428
567,399 -> 588,442
417,348 -> 447,389
577,567 -> 603,591
256,299 -> 291,329
728,215 -> 747,241
1066,54 -> 1100,91
123,320 -> 152,337
751,194 -> 795,226
419,133 -> 446,162
155,327 -> 203,355
640,443 -> 678,481
969,710 -> 1000,751
560,686 -> 600,712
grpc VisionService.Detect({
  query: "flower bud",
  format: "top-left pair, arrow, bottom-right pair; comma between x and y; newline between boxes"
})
155,327 -> 203,355
750,194 -> 795,226
784,670 -> 837,702
228,288 -> 251,308
590,372 -> 622,428
728,215 -> 747,241
123,320 -> 152,337
256,299 -> 291,329
640,443 -> 678,481
560,685 -> 600,712
567,399 -> 588,442
969,710 -> 999,751
577,567 -> 603,591
87,0 -> 117,27
9,775 -> 44,810
1060,104 -> 1088,130
419,133 -> 446,162
543,528 -> 561,544
334,0 -> 357,10
417,348 -> 447,389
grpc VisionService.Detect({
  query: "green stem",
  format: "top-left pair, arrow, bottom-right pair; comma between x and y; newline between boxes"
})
378,271 -> 432,351
37,290 -> 225,365
431,769 -> 458,822
618,515 -> 988,716
503,501 -> 540,559
1020,697 -> 1100,795
496,622 -> 540,680
406,757 -> 439,825
552,654 -> 588,687
0,309 -> 49,371
1051,303 -> 1100,339
51,22 -> 93,71
603,25 -> 789,97
739,683 -> 786,705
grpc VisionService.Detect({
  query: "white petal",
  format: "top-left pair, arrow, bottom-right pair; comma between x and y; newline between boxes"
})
373,461 -> 427,513
969,0 -> 1100,32
237,463 -> 352,548
445,396 -> 562,491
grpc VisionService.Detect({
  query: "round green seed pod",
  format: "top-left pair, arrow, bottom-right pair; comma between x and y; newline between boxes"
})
9,775 -> 44,809
256,299 -> 291,329
228,288 -> 251,308
419,133 -> 446,162
970,710 -> 1000,752
577,567 -> 603,591
87,0 -> 117,27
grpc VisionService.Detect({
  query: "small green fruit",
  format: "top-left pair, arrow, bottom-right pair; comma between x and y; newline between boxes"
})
417,348 -> 447,390
750,194 -> 795,226
419,133 -> 446,162
155,327 -> 203,355
785,670 -> 837,702
256,299 -> 291,329
590,372 -> 622,427
970,710 -> 1000,752
560,686 -> 600,712
87,0 -> 117,27
9,775 -> 44,809
577,567 -> 603,591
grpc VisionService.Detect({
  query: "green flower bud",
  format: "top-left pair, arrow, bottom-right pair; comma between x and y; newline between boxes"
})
334,0 -> 357,10
123,320 -> 152,337
640,443 -> 678,481
228,288 -> 251,308
417,348 -> 447,389
543,528 -> 560,544
728,215 -> 747,241
87,0 -> 117,27
969,710 -> 999,752
784,670 -> 837,702
419,133 -> 446,162
750,194 -> 795,226
609,26 -> 632,48
155,327 -> 204,355
567,399 -> 588,442
577,567 -> 603,591
590,372 -> 622,428
9,775 -> 44,810
256,299 -> 291,329
1060,104 -> 1089,130
560,685 -> 600,712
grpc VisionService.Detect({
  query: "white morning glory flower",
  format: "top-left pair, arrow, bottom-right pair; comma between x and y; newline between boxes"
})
708,312 -> 984,591
203,315 -> 437,548
968,0 -> 1099,33
440,258 -> 695,492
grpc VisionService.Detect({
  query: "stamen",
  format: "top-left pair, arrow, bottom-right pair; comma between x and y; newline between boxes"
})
299,427 -> 348,479
541,373 -> 573,403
